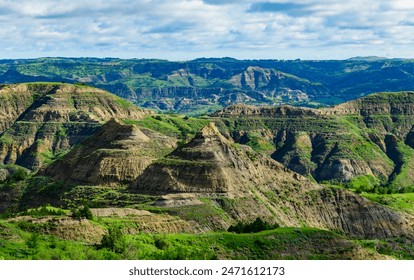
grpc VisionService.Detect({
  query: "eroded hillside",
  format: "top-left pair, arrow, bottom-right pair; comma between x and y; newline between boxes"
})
0,83 -> 150,170
212,92 -> 414,191
1,84 -> 414,260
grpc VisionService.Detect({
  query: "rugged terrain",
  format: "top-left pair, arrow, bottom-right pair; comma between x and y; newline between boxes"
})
41,119 -> 176,185
131,122 -> 412,239
0,83 -> 149,170
1,57 -> 414,114
212,91 -> 414,190
1,82 -> 414,260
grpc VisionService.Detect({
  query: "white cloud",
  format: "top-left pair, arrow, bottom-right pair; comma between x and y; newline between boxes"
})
0,0 -> 413,59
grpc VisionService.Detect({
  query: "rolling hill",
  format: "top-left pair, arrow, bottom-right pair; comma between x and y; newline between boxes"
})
1,57 -> 414,114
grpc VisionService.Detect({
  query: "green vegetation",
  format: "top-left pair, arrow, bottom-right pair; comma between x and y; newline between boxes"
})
228,218 -> 279,233
243,132 -> 275,153
20,206 -> 67,217
0,221 -> 384,260
131,114 -> 210,139
388,141 -> 414,192
361,193 -> 414,215
99,224 -> 126,253
357,238 -> 414,260
3,57 -> 414,114
347,175 -> 380,193
114,98 -> 134,109
71,205 -> 93,220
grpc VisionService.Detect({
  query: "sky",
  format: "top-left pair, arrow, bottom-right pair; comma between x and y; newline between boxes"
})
0,0 -> 413,60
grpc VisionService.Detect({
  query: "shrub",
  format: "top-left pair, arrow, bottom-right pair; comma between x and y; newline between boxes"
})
13,168 -> 29,181
154,236 -> 169,250
228,218 -> 279,234
71,205 -> 93,220
21,205 -> 66,217
346,175 -> 378,193
26,232 -> 40,250
100,225 -> 126,253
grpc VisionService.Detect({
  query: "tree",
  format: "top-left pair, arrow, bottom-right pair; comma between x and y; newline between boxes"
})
100,225 -> 126,253
228,218 -> 278,233
71,205 -> 93,220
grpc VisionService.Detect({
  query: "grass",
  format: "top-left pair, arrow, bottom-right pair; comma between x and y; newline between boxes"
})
243,131 -> 275,153
388,141 -> 414,191
0,221 -> 366,260
114,98 -> 135,109
357,238 -> 414,260
130,115 -> 210,139
361,192 -> 414,215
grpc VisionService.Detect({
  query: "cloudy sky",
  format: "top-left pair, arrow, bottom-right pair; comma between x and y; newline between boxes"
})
0,0 -> 413,60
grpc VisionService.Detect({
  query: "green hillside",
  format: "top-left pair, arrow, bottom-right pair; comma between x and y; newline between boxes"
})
1,57 -> 414,114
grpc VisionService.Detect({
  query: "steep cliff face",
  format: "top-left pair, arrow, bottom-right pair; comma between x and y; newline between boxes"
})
42,119 -> 176,185
212,92 -> 414,187
0,84 -> 35,133
212,103 -> 317,118
229,66 -> 326,99
131,122 -> 268,193
325,91 -> 414,138
215,111 -> 394,183
131,123 -> 412,239
0,83 -> 150,170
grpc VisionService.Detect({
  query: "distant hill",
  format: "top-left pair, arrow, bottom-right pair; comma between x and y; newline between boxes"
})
1,57 -> 414,114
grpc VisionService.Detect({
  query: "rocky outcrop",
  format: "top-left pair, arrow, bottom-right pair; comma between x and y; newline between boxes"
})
131,123 -> 413,239
42,119 -> 176,185
229,66 -> 326,100
132,122 -> 310,194
324,91 -> 414,137
212,103 -> 317,118
0,83 -> 151,170
0,84 -> 35,133
212,92 -> 414,186
303,188 -> 411,239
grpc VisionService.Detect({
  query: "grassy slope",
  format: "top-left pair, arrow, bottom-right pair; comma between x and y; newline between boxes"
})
0,218 -> 391,260
126,114 -> 210,140
362,193 -> 414,215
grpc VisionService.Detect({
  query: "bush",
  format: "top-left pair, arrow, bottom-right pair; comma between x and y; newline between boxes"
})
0,165 -> 29,183
228,218 -> 279,234
346,175 -> 378,193
21,205 -> 66,217
11,167 -> 29,182
154,236 -> 169,250
100,225 -> 126,253
26,232 -> 40,250
71,205 -> 93,220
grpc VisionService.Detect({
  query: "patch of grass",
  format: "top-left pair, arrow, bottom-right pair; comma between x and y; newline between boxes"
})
39,150 -> 55,165
243,131 -> 275,153
132,115 -> 210,139
388,141 -> 414,191
62,185 -> 155,209
361,192 -> 414,215
114,98 -> 134,109
346,175 -> 379,193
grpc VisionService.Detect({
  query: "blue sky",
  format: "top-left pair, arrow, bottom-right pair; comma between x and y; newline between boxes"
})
0,0 -> 413,60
